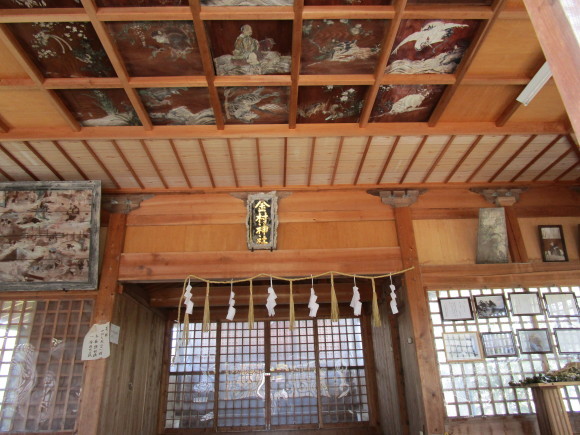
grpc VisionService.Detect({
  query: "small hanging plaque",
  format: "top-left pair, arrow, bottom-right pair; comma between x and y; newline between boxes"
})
246,191 -> 278,250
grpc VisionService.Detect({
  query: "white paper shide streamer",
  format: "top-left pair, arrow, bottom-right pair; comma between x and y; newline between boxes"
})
350,277 -> 362,316
266,278 -> 277,317
308,276 -> 319,317
184,278 -> 194,315
226,281 -> 236,321
389,277 -> 398,314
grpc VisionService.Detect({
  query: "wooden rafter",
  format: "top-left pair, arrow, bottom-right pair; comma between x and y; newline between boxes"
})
80,140 -> 120,189
510,135 -> 562,182
52,140 -> 89,180
428,0 -> 507,126
169,139 -> 192,189
496,99 -> 523,127
532,148 -> 574,181
0,115 -> 8,133
111,140 -> 145,189
283,137 -> 288,187
226,138 -> 239,188
0,143 -> 38,180
307,137 -> 316,187
330,137 -> 344,186
489,134 -> 536,182
256,138 -> 262,187
555,161 -> 579,181
22,141 -> 63,180
422,135 -> 455,183
465,135 -> 508,183
400,136 -> 427,183
288,0 -> 304,129
139,139 -> 168,188
376,136 -> 400,184
444,135 -> 482,183
198,139 -> 215,188
354,137 -> 372,185
0,166 -> 14,181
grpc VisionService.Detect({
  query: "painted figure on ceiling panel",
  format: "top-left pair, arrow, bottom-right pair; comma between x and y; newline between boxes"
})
370,85 -> 445,122
297,85 -> 366,123
139,88 -> 216,125
0,0 -> 80,7
220,87 -> 289,124
201,0 -> 292,5
386,19 -> 479,74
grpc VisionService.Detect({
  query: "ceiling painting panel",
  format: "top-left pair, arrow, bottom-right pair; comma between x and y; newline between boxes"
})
201,0 -> 292,5
9,22 -> 115,78
107,21 -> 204,77
304,0 -> 390,4
407,0 -> 491,4
96,0 -> 186,6
297,85 -> 367,123
138,87 -> 215,125
58,89 -> 141,126
370,84 -> 445,122
219,86 -> 289,124
206,20 -> 292,76
0,0 -> 81,7
301,19 -> 388,74
386,19 -> 480,74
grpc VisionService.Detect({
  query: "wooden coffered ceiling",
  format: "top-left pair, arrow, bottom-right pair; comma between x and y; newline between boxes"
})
0,0 -> 578,192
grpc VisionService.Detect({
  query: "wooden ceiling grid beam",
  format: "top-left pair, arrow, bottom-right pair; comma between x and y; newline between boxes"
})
510,134 -> 563,182
330,136 -> 344,186
402,5 -> 494,19
97,6 -> 192,21
0,9 -> 89,23
283,137 -> 288,187
0,143 -> 38,180
354,136 -> 372,185
488,134 -> 536,182
0,115 -> 8,133
198,139 -> 215,188
169,139 -> 192,189
22,141 -> 64,180
139,139 -> 168,188
554,161 -> 579,182
307,137 -> 316,187
288,0 -> 304,129
200,6 -> 293,20
422,135 -> 455,183
80,139 -> 120,189
303,6 -> 394,20
400,135 -> 427,183
444,135 -> 483,183
428,0 -> 507,127
376,136 -> 400,184
465,135 -> 508,183
188,0 -> 225,129
532,148 -> 573,182
0,24 -> 81,132
79,0 -> 153,130
52,140 -> 90,180
359,0 -> 408,127
226,138 -> 239,188
111,139 -> 145,189
256,138 -> 263,187
0,166 -> 14,181
495,99 -> 522,127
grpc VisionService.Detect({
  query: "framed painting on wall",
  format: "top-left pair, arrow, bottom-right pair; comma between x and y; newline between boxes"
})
473,294 -> 508,318
539,225 -> 568,262
480,332 -> 518,358
509,292 -> 542,316
443,332 -> 484,362
438,297 -> 474,321
544,293 -> 580,317
553,329 -> 580,354
0,181 -> 101,290
517,329 -> 552,354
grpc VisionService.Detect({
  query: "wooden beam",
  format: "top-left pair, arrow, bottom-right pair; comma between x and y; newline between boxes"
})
169,139 -> 192,188
119,247 -> 403,282
0,115 -> 9,133
377,136 -> 400,184
422,135 -> 454,183
466,135 -> 508,183
97,6 -> 191,21
523,0 -> 580,135
532,149 -> 573,181
77,213 -> 127,435
330,137 -> 344,186
283,137 -> 288,187
288,0 -> 304,129
0,166 -> 14,181
0,143 -> 38,180
53,140 -> 90,180
200,6 -> 293,20
81,140 -> 120,189
400,136 -> 427,183
496,99 -> 523,127
354,136 -> 372,185
303,6 -> 394,20
22,141 -> 64,180
0,8 -> 90,23
226,138 -> 239,188
198,139 -> 215,188
489,135 -> 536,182
256,138 -> 263,187
111,140 -> 145,189
510,135 -> 563,182
307,137 -> 316,186
504,206 -> 528,263
394,207 -> 445,434
555,161 -> 579,181
445,135 -> 482,183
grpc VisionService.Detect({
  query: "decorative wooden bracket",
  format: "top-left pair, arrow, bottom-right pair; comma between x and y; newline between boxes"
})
102,194 -> 153,214
470,188 -> 527,206
368,189 -> 425,208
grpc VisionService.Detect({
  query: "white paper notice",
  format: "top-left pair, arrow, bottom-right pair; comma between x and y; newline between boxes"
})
308,288 -> 319,317
109,323 -> 120,344
82,323 -> 111,360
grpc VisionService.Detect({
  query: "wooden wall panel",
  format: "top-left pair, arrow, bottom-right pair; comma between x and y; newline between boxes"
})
519,217 -> 580,261
98,292 -> 165,435
509,82 -> 568,123
0,90 -> 70,129
446,415 -> 540,434
414,219 -> 479,265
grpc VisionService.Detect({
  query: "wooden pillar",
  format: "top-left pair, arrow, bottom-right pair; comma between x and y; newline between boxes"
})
530,384 -> 574,435
77,213 -> 128,435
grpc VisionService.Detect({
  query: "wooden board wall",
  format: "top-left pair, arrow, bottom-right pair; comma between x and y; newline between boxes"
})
98,291 -> 165,435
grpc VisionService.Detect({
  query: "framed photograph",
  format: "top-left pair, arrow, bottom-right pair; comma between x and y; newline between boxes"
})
476,208 -> 509,264
554,329 -> 580,354
480,332 -> 518,357
438,297 -> 474,321
539,225 -> 568,262
544,293 -> 580,317
474,294 -> 509,318
509,293 -> 542,316
443,332 -> 484,362
517,329 -> 552,354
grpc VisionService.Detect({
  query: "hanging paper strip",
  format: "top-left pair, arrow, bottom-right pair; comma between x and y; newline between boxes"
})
389,276 -> 398,315
330,273 -> 340,322
350,276 -> 362,316
248,280 -> 255,330
266,277 -> 277,316
202,282 -> 211,332
308,276 -> 319,317
226,280 -> 236,321
371,278 -> 381,327
289,281 -> 295,330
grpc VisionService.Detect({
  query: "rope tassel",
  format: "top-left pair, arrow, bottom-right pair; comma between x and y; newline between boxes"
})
330,272 -> 340,322
202,282 -> 210,332
248,280 -> 255,330
289,281 -> 295,330
371,278 -> 381,327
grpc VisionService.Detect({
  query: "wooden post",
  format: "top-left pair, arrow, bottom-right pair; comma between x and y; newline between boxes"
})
529,383 -> 575,435
504,206 -> 529,263
394,206 -> 445,435
76,213 -> 127,435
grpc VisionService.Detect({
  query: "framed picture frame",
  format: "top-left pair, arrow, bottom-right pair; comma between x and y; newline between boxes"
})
474,294 -> 509,318
438,297 -> 474,321
517,329 -> 552,354
553,329 -> 580,354
539,225 -> 568,262
480,332 -> 518,357
544,293 -> 580,317
509,293 -> 542,316
443,332 -> 484,362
